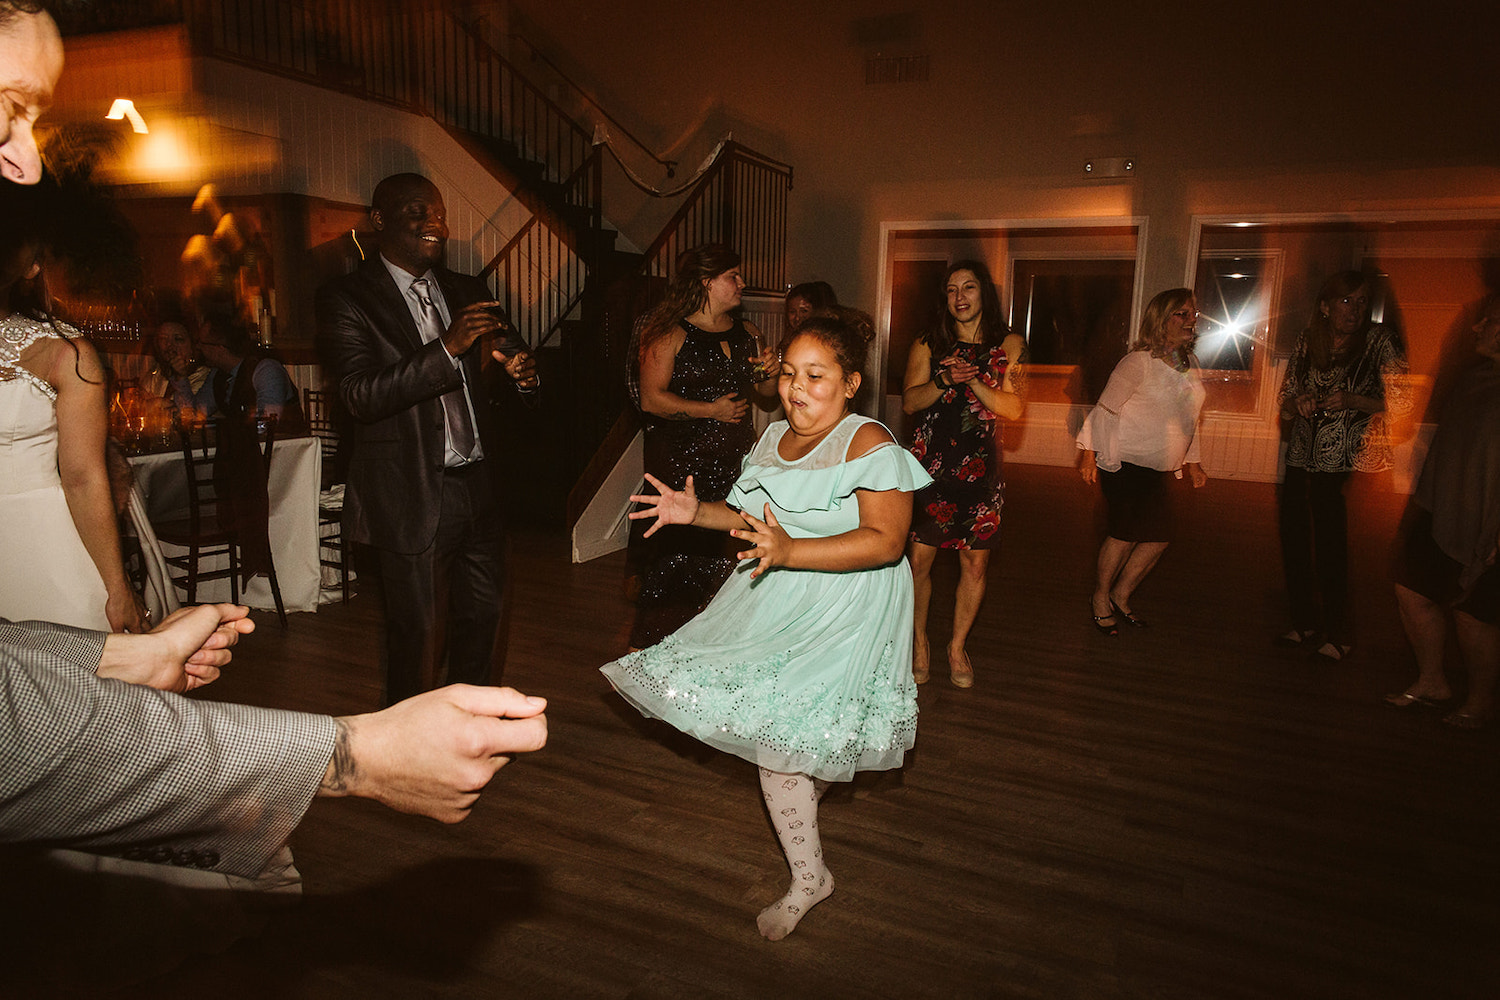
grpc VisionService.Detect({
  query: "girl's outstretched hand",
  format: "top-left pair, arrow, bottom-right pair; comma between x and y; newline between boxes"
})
628,473 -> 699,537
731,504 -> 795,578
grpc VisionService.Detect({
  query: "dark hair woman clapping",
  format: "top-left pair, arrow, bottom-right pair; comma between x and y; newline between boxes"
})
902,259 -> 1026,688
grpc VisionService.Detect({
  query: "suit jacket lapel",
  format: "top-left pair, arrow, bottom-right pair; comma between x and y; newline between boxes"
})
361,257 -> 425,353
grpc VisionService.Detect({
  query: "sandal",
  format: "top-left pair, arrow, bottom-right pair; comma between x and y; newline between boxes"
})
1091,613 -> 1119,637
1313,642 -> 1353,662
1275,628 -> 1317,648
1110,599 -> 1148,629
1383,691 -> 1451,710
1443,710 -> 1490,730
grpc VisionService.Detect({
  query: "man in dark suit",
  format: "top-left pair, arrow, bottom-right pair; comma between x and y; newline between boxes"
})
316,173 -> 538,705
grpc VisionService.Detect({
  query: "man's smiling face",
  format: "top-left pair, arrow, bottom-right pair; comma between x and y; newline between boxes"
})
372,177 -> 448,277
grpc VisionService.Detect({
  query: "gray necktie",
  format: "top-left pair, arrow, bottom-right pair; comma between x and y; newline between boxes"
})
411,277 -> 476,462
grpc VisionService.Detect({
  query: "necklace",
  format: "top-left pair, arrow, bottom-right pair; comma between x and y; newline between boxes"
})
1158,346 -> 1191,373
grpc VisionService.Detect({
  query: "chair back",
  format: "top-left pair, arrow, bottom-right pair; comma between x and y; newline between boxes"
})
304,387 -> 337,451
261,413 -> 278,473
177,424 -> 224,536
304,386 -> 343,486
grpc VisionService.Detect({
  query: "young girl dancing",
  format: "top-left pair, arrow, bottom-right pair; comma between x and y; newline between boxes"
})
601,308 -> 932,941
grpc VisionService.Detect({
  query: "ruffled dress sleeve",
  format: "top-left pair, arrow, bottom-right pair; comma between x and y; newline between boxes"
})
730,442 -> 931,514
727,419 -> 933,539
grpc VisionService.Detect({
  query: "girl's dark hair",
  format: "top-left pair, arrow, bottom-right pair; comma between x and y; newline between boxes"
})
922,259 -> 1009,357
786,280 -> 837,312
638,244 -> 742,353
1305,270 -> 1375,370
786,305 -> 875,399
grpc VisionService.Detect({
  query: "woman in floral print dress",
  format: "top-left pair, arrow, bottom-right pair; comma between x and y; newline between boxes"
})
902,260 -> 1026,688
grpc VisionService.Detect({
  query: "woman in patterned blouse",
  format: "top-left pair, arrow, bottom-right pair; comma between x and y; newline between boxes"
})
1276,271 -> 1409,660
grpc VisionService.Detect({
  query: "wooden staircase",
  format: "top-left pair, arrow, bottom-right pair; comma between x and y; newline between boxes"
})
177,0 -> 790,523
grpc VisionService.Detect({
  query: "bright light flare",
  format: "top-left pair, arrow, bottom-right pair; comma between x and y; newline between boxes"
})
1196,279 -> 1266,370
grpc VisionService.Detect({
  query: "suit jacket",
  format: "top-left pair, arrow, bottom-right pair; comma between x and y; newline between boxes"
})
315,257 -> 515,553
0,619 -> 336,879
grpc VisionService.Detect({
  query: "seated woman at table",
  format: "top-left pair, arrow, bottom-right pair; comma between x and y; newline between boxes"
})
139,295 -> 213,425
195,297 -> 306,436
0,182 -> 147,632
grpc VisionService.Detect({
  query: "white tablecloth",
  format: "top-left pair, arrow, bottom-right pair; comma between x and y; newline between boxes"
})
129,435 -> 323,613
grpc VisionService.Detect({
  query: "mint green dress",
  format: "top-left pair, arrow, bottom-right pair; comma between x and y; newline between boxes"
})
601,415 -> 933,782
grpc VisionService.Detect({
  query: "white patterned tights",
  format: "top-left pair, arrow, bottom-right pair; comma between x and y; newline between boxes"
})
756,768 -> 834,941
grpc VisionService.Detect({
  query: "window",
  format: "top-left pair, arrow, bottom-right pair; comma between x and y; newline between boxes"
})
1192,251 -> 1280,415
879,222 -> 1141,417
1192,214 -> 1500,420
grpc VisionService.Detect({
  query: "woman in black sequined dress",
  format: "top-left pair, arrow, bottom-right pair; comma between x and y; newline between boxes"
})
629,245 -> 777,648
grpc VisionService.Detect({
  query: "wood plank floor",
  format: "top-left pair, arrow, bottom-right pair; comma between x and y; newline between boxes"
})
103,465 -> 1499,999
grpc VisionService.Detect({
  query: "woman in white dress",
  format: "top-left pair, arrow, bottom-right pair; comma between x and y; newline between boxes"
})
0,186 -> 146,632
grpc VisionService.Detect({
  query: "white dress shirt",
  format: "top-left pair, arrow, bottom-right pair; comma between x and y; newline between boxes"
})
380,254 -> 485,467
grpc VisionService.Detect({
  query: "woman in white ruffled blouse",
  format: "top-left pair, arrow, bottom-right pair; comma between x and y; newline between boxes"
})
1076,288 -> 1207,635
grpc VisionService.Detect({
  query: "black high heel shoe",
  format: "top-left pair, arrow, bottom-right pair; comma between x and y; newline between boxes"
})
1110,599 -> 1148,629
1091,611 -> 1119,636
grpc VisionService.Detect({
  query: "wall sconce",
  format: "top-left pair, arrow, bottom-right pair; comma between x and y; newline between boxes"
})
1083,156 -> 1134,178
105,98 -> 148,134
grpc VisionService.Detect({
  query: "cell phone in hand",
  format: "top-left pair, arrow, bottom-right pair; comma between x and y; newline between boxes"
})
494,333 -> 530,359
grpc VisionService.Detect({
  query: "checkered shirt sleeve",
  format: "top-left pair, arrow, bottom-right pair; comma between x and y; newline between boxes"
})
1,619 -> 338,879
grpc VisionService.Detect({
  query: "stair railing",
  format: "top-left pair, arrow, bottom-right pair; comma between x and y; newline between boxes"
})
177,1 -> 793,509
640,142 -> 792,296
479,150 -> 601,349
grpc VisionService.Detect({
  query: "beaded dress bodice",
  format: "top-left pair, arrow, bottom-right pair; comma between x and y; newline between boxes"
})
0,315 -> 67,496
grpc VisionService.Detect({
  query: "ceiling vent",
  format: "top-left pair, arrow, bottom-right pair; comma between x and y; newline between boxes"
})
865,54 -> 930,85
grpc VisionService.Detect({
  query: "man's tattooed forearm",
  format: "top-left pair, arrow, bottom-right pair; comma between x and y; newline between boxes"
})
668,410 -> 692,420
321,718 -> 357,793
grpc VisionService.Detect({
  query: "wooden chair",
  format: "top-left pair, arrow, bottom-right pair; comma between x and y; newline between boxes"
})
303,387 -> 339,483
304,386 -> 350,603
317,498 -> 350,604
151,424 -> 241,607
151,422 -> 288,626
257,423 -> 289,626
118,512 -> 147,595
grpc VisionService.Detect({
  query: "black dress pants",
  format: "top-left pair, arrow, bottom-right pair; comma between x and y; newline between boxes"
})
1278,464 -> 1351,641
376,462 -> 504,705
